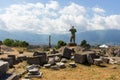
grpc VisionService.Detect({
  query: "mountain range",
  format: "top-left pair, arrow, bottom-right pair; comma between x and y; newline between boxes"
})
0,29 -> 120,45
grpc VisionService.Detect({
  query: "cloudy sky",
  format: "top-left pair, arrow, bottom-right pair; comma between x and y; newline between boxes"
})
0,0 -> 120,34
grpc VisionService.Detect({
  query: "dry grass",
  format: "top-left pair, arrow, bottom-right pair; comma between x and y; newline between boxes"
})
27,64 -> 120,80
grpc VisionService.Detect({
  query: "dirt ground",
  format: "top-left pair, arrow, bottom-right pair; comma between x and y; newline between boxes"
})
0,47 -> 33,58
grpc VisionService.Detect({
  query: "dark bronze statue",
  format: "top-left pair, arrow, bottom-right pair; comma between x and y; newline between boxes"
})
69,26 -> 77,43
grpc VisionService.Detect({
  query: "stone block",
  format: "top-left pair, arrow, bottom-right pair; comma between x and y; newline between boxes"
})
74,54 -> 87,64
56,62 -> 66,69
87,53 -> 98,64
27,56 -> 47,66
69,62 -> 77,68
54,56 -> 61,62
0,61 -> 9,77
75,51 -> 99,64
62,47 -> 73,59
7,74 -> 19,80
44,64 -> 51,68
51,65 -> 59,70
8,55 -> 16,64
101,57 -> 110,63
1,57 -> 13,68
47,53 -> 62,58
68,43 -> 77,47
48,58 -> 55,65
61,58 -> 68,63
17,55 -> 27,62
26,64 -> 40,71
94,59 -> 103,66
33,52 -> 48,64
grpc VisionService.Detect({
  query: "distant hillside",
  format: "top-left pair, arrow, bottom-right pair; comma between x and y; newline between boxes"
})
77,29 -> 120,45
0,29 -> 120,45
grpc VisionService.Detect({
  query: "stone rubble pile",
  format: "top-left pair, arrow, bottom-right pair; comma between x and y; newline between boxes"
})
25,64 -> 42,78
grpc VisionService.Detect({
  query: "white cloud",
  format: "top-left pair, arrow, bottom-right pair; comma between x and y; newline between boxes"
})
46,0 -> 59,10
0,1 -> 120,34
105,15 -> 120,29
92,7 -> 105,14
0,19 -> 7,30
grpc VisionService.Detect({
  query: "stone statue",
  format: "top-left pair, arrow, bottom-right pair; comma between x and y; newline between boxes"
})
69,26 -> 77,43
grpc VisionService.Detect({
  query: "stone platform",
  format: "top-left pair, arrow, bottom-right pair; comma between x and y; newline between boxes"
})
67,43 -> 77,47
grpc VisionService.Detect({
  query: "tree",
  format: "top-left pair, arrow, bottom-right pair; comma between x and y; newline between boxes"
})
12,40 -> 20,47
56,40 -> 67,48
80,40 -> 87,47
0,41 -> 2,45
3,39 -> 14,46
0,40 -> 2,52
80,40 -> 91,49
3,39 -> 29,47
20,41 -> 29,47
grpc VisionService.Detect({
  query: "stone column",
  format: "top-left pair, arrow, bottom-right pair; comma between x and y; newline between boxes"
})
49,35 -> 51,48
0,41 -> 2,52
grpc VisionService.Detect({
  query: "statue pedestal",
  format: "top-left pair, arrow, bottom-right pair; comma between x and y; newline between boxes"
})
68,43 -> 77,47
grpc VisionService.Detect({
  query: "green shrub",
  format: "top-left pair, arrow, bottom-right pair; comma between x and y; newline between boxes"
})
80,40 -> 91,49
56,40 -> 67,49
3,38 -> 29,47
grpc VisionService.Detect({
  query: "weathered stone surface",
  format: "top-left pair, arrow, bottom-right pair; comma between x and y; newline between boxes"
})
33,52 -> 48,64
116,52 -> 120,57
54,56 -> 61,62
29,68 -> 39,74
26,65 -> 42,78
87,54 -> 93,64
51,65 -> 59,70
47,53 -> 62,58
8,55 -> 16,64
1,57 -> 13,68
49,49 -> 58,54
33,52 -> 46,57
94,59 -> 103,66
71,56 -> 74,60
26,70 -> 42,78
56,62 -> 66,69
68,43 -> 77,47
74,51 -> 99,64
69,62 -> 76,68
0,61 -> 9,77
44,64 -> 51,68
109,58 -> 117,64
101,57 -> 110,63
27,57 -> 40,65
26,64 -> 40,71
61,58 -> 68,63
48,58 -> 55,65
74,54 -> 87,64
17,55 -> 27,62
62,47 -> 73,59
27,72 -> 42,78
7,74 -> 19,80
87,53 -> 98,64
27,56 -> 47,66
108,57 -> 120,64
